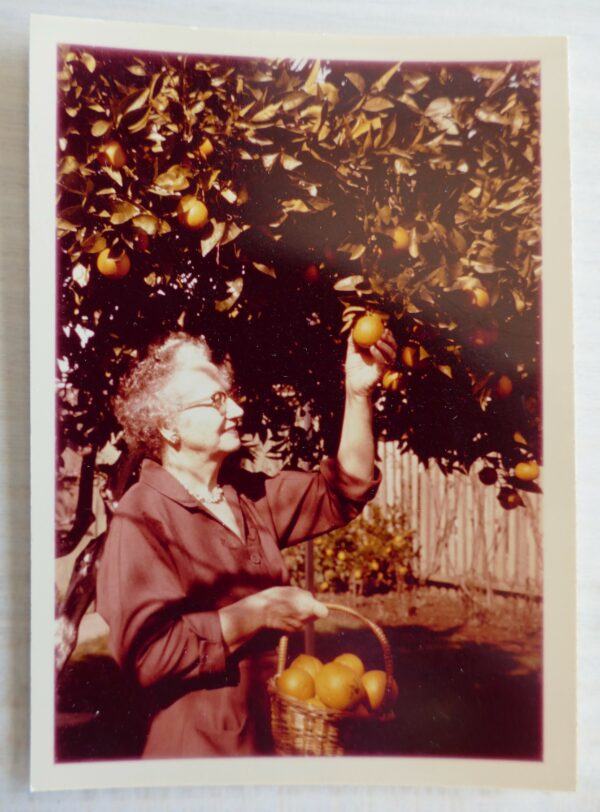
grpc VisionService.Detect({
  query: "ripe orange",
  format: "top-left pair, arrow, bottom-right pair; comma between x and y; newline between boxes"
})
499,489 -> 524,510
515,460 -> 539,481
352,313 -> 384,349
97,248 -> 131,279
315,662 -> 364,711
177,195 -> 209,230
495,375 -> 513,397
468,323 -> 499,349
391,226 -> 410,252
276,667 -> 315,701
361,670 -> 399,712
99,140 -> 126,169
334,653 -> 365,678
304,263 -> 320,284
478,467 -> 498,486
199,137 -> 214,159
306,696 -> 327,710
291,654 -> 323,681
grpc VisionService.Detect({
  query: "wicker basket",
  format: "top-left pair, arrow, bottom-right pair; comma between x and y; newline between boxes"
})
267,602 -> 396,756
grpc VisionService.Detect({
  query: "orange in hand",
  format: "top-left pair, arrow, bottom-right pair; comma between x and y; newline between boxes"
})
352,313 -> 384,349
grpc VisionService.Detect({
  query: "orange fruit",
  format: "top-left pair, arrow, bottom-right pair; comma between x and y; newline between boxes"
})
391,226 -> 410,252
515,460 -> 539,481
97,247 -> 131,279
177,195 -> 209,230
304,263 -> 320,284
352,313 -> 384,349
315,662 -> 364,711
306,696 -> 327,710
361,670 -> 399,712
468,323 -> 499,348
498,489 -> 524,510
478,467 -> 498,486
199,137 -> 214,159
334,653 -> 365,678
513,431 -> 527,445
291,654 -> 323,681
276,667 -> 315,701
99,140 -> 126,169
495,375 -> 513,397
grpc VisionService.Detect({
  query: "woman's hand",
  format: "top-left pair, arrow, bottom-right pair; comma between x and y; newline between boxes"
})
344,328 -> 398,397
257,586 -> 329,633
218,587 -> 329,654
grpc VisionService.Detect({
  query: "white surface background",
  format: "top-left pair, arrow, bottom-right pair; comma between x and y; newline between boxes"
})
1,0 -> 597,808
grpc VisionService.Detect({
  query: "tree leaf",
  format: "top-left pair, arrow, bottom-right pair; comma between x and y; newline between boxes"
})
345,72 -> 366,94
363,96 -> 395,112
424,97 -> 459,135
303,60 -> 321,94
81,52 -> 96,73
251,103 -> 281,123
334,275 -> 364,292
371,63 -> 400,93
215,277 -> 243,311
282,90 -> 310,111
261,153 -> 279,171
110,201 -> 140,225
91,120 -> 111,137
154,164 -> 191,192
200,220 -> 227,257
281,154 -> 302,171
253,262 -> 276,278
132,214 -> 159,235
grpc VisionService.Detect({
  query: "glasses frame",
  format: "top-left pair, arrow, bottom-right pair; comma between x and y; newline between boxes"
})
178,390 -> 233,416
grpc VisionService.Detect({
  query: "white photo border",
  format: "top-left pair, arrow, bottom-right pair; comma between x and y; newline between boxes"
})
29,13 -> 576,792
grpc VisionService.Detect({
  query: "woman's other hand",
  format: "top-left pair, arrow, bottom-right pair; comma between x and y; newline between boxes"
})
344,328 -> 397,397
256,586 -> 329,633
218,587 -> 328,654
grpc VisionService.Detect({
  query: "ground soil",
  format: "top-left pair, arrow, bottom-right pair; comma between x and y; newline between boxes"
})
56,586 -> 542,761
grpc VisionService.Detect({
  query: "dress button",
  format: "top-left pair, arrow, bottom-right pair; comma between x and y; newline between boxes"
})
250,553 -> 261,564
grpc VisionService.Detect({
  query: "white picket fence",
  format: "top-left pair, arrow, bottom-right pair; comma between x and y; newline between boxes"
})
371,441 -> 543,598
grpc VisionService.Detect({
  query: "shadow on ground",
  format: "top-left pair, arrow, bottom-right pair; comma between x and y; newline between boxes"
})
56,621 -> 541,761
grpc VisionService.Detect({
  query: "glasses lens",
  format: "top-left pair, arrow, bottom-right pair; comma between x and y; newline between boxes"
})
213,391 -> 228,413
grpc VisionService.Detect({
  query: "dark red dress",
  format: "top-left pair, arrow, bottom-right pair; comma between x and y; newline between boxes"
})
96,457 -> 380,758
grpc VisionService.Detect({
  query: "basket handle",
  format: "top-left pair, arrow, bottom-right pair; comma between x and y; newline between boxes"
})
276,602 -> 395,700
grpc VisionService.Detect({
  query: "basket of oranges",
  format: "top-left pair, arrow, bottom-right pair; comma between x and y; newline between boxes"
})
267,603 -> 398,756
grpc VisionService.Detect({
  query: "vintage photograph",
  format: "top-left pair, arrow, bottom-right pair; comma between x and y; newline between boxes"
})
52,42 -> 544,764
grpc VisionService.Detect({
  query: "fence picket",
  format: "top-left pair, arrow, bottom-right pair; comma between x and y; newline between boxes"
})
373,443 -> 541,597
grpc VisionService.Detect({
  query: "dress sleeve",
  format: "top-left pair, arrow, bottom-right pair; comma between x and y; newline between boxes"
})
264,456 -> 381,549
95,506 -> 227,689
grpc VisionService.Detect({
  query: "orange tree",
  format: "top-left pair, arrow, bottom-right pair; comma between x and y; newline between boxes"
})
55,49 -> 541,639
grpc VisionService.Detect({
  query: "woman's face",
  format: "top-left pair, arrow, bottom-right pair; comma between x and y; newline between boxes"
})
163,346 -> 244,460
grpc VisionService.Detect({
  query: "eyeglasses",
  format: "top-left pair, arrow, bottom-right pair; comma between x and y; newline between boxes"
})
179,391 -> 234,416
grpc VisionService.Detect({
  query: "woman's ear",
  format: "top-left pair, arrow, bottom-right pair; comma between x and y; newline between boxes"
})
158,421 -> 180,447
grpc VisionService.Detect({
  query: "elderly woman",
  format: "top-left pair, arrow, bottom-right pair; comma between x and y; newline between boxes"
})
96,327 -> 397,758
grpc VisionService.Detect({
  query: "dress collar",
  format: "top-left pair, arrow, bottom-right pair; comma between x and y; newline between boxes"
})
139,458 -> 202,509
139,458 -> 241,513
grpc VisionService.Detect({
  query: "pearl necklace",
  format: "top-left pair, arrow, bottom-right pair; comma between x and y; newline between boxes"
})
187,483 -> 225,505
